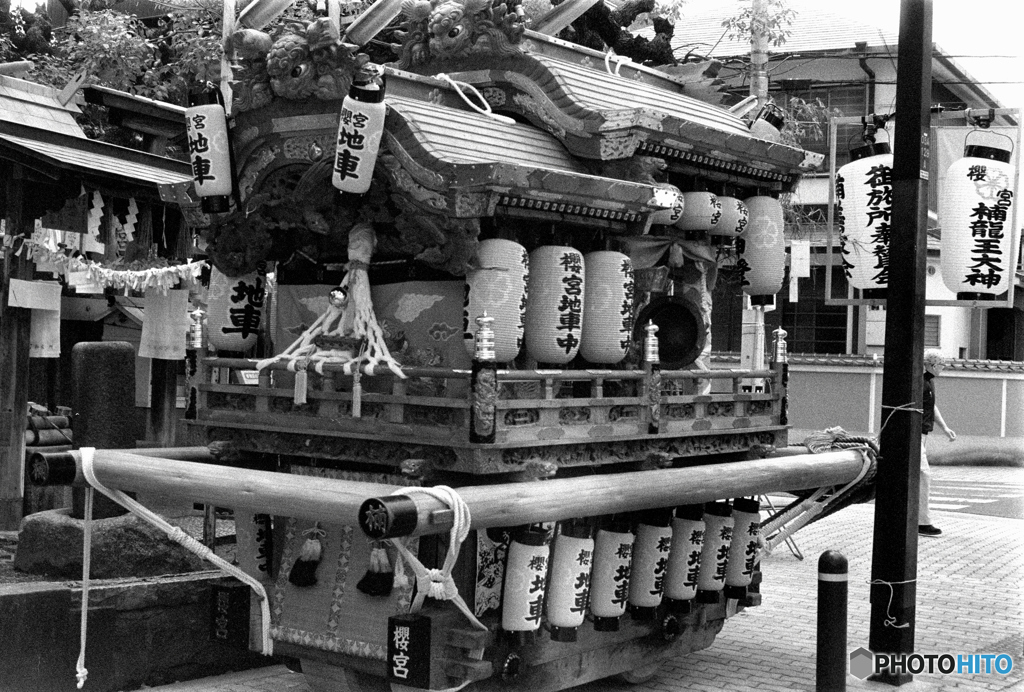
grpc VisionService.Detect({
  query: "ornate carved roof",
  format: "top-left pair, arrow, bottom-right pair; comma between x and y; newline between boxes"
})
381,91 -> 665,225
412,50 -> 812,191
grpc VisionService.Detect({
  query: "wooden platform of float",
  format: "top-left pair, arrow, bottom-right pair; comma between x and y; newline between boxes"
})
192,356 -> 788,475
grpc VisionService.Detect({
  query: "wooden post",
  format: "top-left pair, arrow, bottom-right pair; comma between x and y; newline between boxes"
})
869,0 -> 932,681
0,166 -> 34,529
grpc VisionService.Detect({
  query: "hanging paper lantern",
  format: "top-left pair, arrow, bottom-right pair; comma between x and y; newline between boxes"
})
500,528 -> 550,633
207,266 -> 267,353
696,502 -> 733,604
589,522 -> 634,632
333,69 -> 387,195
579,251 -> 633,364
940,137 -> 1016,296
676,192 -> 722,232
545,521 -> 594,642
724,497 -> 760,599
627,509 -> 673,620
737,196 -> 786,297
524,246 -> 585,364
649,184 -> 685,227
662,505 -> 705,613
710,197 -> 749,237
185,87 -> 233,214
464,239 -> 529,362
139,288 -> 190,360
835,141 -> 893,291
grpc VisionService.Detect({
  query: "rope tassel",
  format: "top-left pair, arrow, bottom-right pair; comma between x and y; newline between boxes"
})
289,523 -> 326,587
357,541 -> 395,596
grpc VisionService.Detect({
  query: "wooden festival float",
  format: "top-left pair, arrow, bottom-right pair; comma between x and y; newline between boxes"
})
30,2 -> 878,690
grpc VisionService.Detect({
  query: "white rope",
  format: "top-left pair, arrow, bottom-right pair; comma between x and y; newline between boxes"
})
76,447 -> 274,690
436,74 -> 516,126
603,48 -> 629,76
387,486 -> 487,632
75,487 -> 94,689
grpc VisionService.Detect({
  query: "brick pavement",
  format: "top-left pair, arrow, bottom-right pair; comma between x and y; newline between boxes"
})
143,466 -> 1023,692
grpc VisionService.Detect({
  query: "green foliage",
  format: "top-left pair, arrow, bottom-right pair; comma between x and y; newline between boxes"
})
721,0 -> 795,48
25,7 -> 221,106
779,96 -> 842,148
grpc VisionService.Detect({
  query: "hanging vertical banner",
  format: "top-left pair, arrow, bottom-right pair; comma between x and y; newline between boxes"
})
139,288 -> 191,360
29,307 -> 61,358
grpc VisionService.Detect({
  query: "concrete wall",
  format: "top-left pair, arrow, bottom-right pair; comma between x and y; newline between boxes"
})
785,360 -> 1024,438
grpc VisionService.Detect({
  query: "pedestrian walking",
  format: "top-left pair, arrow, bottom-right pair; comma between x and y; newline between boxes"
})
919,349 -> 956,537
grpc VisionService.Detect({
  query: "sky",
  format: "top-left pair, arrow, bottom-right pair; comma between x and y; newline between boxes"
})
10,0 -> 1022,109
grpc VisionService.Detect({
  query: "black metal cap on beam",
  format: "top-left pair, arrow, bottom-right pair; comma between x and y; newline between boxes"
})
358,495 -> 420,539
27,451 -> 79,487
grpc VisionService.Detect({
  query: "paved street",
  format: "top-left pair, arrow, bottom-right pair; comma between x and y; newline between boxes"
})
143,465 -> 1024,692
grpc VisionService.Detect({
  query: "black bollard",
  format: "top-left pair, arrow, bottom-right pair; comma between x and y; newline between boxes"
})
817,550 -> 848,691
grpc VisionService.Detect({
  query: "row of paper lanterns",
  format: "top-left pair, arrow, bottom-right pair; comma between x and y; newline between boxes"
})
837,133 -> 1017,295
649,190 -> 787,299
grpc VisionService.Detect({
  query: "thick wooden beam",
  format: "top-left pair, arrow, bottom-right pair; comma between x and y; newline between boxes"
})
29,448 -> 868,538
870,0 -> 932,679
0,165 -> 35,529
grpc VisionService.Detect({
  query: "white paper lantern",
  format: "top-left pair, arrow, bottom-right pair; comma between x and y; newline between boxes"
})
464,239 -> 529,362
663,505 -> 705,608
676,192 -> 722,232
738,196 -> 786,296
185,89 -> 233,214
207,266 -> 266,353
940,140 -> 1016,296
545,523 -> 594,641
332,72 -> 387,195
500,529 -> 549,633
589,524 -> 634,631
627,511 -> 673,617
696,502 -> 733,603
710,197 -> 749,237
835,141 -> 893,290
649,184 -> 685,227
524,246 -> 585,364
724,497 -> 760,599
579,251 -> 633,364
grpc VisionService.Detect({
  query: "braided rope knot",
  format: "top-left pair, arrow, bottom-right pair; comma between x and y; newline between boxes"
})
425,569 -> 458,601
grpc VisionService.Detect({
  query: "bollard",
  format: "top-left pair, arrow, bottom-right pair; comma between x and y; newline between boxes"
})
817,550 -> 848,691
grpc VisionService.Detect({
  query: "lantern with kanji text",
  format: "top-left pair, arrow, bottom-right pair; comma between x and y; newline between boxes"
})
333,68 -> 387,196
185,87 -> 233,214
207,265 -> 267,353
939,131 -> 1017,298
835,134 -> 893,292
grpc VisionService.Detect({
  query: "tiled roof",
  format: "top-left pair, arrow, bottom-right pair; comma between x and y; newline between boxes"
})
0,75 -> 83,138
661,0 -> 900,60
711,352 -> 1024,372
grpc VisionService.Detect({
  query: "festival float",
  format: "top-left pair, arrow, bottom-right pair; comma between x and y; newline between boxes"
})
29,2 -> 879,690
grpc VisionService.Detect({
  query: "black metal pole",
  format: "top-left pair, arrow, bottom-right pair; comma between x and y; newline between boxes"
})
817,550 -> 848,692
869,0 -> 932,684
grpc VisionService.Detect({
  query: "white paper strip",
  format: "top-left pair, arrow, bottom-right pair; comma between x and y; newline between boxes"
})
790,239 -> 811,278
30,308 -> 61,358
8,279 -> 61,310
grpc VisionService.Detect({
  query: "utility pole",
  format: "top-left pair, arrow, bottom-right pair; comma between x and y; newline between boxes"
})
868,0 -> 932,683
740,0 -> 769,380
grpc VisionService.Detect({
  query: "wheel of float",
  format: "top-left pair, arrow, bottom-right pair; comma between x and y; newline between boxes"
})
616,661 -> 662,684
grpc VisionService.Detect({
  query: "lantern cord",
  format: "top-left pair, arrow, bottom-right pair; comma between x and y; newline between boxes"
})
879,402 -> 924,437
435,73 -> 516,126
387,486 -> 488,632
867,578 -> 916,628
77,448 -> 275,663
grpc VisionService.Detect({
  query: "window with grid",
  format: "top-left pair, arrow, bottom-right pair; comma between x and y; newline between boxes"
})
779,264 -> 849,354
770,85 -> 868,170
924,314 -> 941,348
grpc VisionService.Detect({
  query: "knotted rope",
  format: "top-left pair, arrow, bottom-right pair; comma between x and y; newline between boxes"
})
76,448 -> 273,689
387,486 -> 487,632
